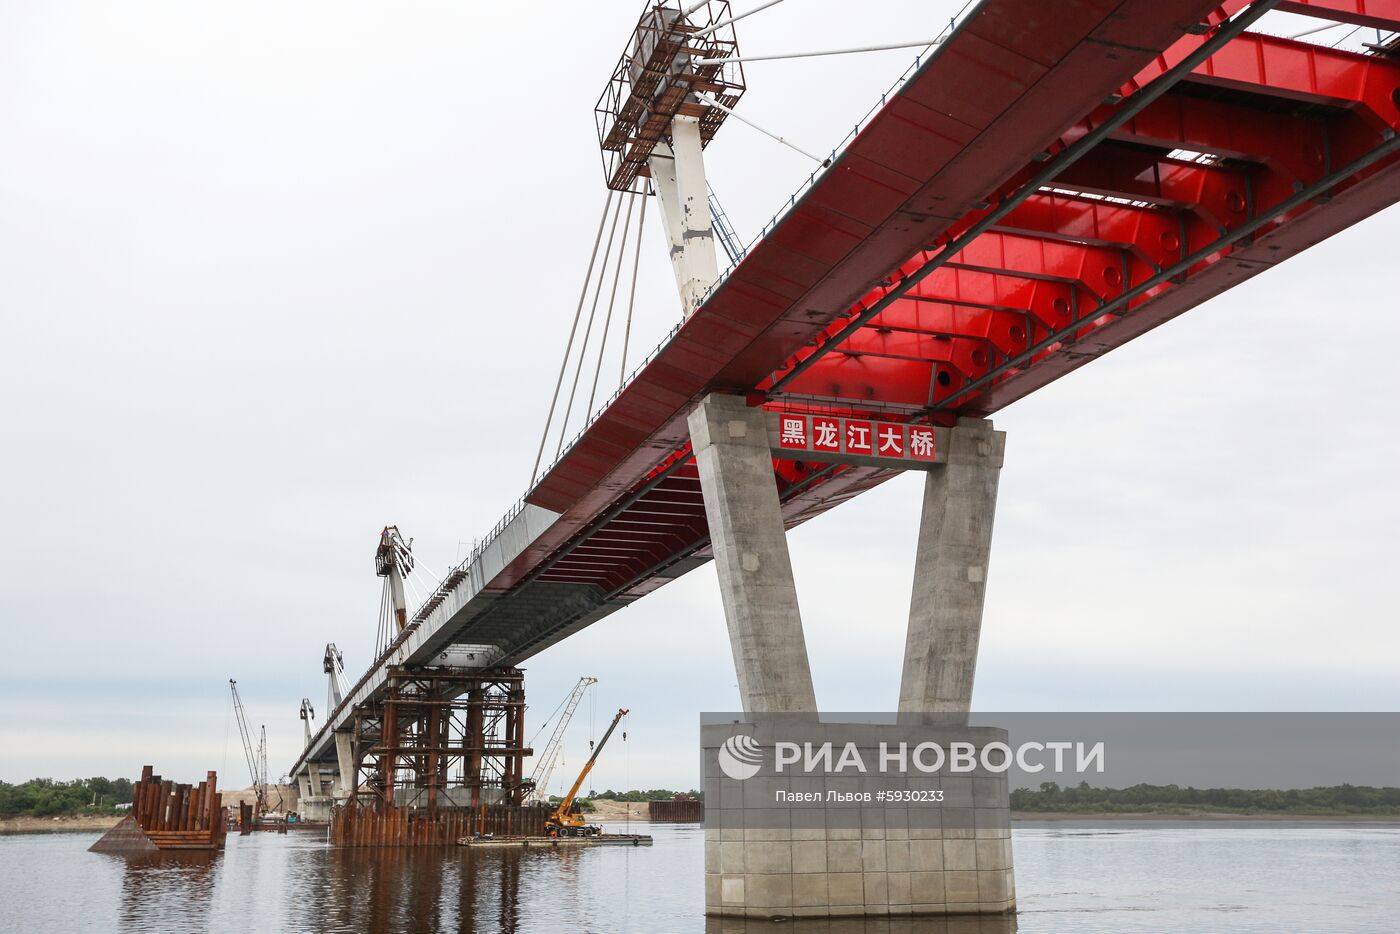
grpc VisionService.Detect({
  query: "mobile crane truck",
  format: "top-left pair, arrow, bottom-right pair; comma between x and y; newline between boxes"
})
546,707 -> 628,838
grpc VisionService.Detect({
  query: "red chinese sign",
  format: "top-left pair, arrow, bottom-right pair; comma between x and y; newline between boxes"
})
772,413 -> 941,465
812,416 -> 840,452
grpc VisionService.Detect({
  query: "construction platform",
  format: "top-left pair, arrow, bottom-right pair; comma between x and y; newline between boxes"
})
459,833 -> 653,849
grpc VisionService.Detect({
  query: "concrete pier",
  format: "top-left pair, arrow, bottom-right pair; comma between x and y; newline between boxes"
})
689,393 -> 818,714
900,418 -> 1006,714
692,397 -> 1012,918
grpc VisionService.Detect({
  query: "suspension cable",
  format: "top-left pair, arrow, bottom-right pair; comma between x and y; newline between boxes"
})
530,188 -> 616,487
586,191 -> 638,419
693,92 -> 829,165
690,0 -> 787,38
555,193 -> 628,459
695,38 -> 943,66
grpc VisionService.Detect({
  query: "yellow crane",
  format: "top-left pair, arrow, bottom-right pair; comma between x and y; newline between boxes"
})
546,707 -> 628,837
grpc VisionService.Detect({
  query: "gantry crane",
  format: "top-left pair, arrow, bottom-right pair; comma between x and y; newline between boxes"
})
546,707 -> 627,837
528,676 -> 597,805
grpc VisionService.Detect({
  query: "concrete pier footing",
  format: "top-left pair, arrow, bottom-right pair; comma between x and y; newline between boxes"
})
702,720 -> 1015,918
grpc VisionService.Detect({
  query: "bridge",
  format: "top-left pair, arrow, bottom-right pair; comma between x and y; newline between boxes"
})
288,0 -> 1400,915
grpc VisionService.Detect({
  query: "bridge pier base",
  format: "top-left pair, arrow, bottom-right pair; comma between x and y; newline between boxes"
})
693,395 -> 1013,918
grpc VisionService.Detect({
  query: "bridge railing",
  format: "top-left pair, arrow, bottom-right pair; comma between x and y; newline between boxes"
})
698,1 -> 979,307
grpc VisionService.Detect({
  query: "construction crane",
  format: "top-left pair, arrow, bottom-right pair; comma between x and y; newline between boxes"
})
528,676 -> 597,804
229,679 -> 268,817
546,707 -> 627,837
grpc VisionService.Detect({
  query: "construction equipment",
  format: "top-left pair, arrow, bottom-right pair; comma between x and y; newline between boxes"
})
299,698 -> 315,747
229,679 -> 268,817
528,676 -> 597,804
375,526 -> 413,632
546,707 -> 627,837
323,644 -> 347,715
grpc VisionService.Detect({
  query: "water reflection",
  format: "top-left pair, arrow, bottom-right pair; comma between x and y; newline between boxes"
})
103,850 -> 218,931
6,821 -> 1394,933
706,916 -> 1017,934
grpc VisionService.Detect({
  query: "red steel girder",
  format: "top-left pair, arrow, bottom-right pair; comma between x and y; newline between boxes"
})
900,266 -> 1078,332
1221,0 -> 1400,30
944,230 -> 1146,302
1082,91 -> 1396,238
778,230 -> 1142,405
778,353 -> 941,409
1049,141 -> 1272,234
772,232 -> 1130,398
993,192 -> 1188,267
1134,30 -> 1400,131
869,302 -> 1042,356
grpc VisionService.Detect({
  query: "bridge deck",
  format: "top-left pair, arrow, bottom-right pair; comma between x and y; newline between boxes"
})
293,0 -> 1400,774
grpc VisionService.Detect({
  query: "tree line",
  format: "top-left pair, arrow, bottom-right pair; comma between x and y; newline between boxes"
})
587,788 -> 703,802
0,777 -> 135,818
1011,782 -> 1400,815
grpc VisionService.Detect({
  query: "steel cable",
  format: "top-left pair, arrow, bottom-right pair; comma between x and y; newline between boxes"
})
530,188 -> 616,486
585,191 -> 638,419
555,193 -> 628,459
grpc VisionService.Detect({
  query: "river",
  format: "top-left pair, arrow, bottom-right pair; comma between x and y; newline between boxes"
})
2,821 -> 1397,932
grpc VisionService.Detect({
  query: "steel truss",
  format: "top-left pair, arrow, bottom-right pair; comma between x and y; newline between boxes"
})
348,667 -> 531,815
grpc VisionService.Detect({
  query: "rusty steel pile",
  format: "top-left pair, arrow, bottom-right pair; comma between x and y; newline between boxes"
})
332,803 -> 552,847
648,797 -> 704,822
89,766 -> 228,854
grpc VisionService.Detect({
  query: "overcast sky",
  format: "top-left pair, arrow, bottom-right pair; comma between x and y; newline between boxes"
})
2,2 -> 1397,792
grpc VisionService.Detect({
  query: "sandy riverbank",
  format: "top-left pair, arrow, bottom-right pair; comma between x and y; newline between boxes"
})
583,800 -> 652,822
0,815 -> 121,834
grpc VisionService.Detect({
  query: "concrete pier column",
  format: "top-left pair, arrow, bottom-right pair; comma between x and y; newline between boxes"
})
899,417 -> 1006,714
335,732 -> 355,799
688,393 -> 817,713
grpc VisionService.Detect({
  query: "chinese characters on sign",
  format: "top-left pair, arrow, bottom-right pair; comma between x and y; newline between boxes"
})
775,414 -> 940,464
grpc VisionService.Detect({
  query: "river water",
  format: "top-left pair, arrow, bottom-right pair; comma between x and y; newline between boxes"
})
2,821 -> 1397,932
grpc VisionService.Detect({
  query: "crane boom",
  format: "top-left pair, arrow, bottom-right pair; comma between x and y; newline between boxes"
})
229,679 -> 267,816
548,707 -> 627,834
529,676 -> 597,804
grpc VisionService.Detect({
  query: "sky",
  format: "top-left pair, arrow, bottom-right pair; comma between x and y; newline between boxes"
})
1,1 -> 1397,793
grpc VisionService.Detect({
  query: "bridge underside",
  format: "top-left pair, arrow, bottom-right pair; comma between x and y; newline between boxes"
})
467,0 -> 1400,671
293,0 -> 1400,778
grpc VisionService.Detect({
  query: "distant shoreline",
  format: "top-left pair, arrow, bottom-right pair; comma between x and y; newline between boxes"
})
0,815 -> 120,835
1013,811 -> 1400,823
6,808 -> 1397,836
